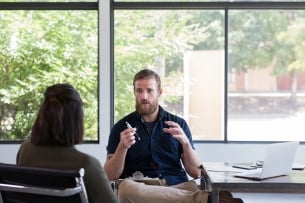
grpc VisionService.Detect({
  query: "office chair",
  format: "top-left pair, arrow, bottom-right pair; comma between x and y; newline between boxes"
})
0,162 -> 88,203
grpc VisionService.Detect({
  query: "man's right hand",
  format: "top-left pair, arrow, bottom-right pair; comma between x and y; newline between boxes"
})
119,128 -> 137,149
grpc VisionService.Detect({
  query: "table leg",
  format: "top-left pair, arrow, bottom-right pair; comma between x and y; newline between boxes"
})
211,189 -> 219,203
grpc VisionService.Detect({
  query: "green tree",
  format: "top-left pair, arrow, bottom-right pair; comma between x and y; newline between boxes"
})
0,10 -> 98,141
114,10 -> 217,121
228,11 -> 287,73
229,11 -> 305,105
276,15 -> 305,104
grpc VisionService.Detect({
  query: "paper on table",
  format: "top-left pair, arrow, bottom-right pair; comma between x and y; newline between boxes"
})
204,163 -> 247,173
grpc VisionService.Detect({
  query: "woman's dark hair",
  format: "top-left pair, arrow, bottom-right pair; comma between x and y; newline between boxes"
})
30,83 -> 84,146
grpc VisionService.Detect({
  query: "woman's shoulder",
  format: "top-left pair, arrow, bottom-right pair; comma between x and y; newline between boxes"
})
75,150 -> 103,169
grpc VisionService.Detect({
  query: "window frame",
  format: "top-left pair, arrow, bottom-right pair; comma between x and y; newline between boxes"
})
111,0 -> 305,144
2,1 -> 305,144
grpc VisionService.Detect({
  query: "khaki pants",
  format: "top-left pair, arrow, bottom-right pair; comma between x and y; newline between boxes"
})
118,179 -> 209,203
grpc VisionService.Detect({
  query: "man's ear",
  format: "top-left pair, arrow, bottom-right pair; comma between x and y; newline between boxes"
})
158,88 -> 163,96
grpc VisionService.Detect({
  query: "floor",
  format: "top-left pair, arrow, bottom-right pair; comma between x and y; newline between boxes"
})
233,193 -> 305,203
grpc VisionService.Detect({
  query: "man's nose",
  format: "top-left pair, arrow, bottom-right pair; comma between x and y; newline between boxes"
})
140,91 -> 148,99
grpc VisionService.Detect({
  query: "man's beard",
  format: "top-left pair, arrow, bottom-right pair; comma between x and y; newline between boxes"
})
136,100 -> 158,116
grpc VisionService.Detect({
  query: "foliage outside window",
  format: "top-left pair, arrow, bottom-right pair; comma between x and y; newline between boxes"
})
0,9 -> 98,141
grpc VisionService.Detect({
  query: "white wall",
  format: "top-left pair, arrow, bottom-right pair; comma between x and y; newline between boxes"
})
1,1 -> 305,166
2,142 -> 305,165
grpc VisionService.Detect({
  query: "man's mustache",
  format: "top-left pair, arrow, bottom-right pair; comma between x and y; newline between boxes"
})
141,100 -> 149,104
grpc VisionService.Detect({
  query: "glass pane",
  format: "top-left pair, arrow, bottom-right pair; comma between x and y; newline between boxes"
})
114,0 -> 303,2
114,9 -> 225,140
228,10 -> 305,141
114,0 -> 207,1
0,10 -> 98,141
0,0 -> 96,2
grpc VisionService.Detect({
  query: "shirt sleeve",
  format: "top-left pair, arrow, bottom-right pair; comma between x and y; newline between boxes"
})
106,121 -> 124,154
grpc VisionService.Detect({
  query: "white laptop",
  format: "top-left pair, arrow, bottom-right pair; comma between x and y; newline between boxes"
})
235,141 -> 299,180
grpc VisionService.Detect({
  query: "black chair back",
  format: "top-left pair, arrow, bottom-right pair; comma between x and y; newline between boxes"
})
0,163 -> 88,203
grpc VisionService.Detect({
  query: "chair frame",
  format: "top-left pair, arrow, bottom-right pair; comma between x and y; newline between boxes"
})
0,163 -> 88,203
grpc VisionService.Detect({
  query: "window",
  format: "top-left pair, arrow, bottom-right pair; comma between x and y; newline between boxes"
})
228,10 -> 305,142
112,1 -> 305,142
0,1 -> 98,142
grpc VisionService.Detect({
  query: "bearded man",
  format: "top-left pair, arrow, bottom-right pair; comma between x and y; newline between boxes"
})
104,68 -> 201,186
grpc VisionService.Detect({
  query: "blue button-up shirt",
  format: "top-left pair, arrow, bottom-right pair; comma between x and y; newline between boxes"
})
106,106 -> 196,186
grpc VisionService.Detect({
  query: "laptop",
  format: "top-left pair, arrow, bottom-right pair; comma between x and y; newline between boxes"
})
235,141 -> 299,180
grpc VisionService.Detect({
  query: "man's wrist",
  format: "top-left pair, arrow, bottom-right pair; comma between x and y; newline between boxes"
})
181,139 -> 192,148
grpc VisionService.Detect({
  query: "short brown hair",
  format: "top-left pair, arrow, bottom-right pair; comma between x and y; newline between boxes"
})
133,69 -> 161,89
30,83 -> 84,146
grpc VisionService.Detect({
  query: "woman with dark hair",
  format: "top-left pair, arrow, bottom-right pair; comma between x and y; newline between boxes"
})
17,83 -> 118,203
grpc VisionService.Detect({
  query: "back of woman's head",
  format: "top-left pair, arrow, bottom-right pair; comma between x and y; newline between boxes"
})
31,83 -> 84,146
